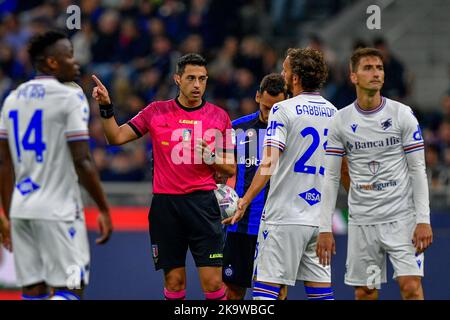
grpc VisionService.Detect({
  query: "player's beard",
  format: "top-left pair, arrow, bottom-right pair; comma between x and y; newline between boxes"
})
286,76 -> 294,98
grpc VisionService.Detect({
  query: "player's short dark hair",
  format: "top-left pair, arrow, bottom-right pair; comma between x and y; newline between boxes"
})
28,30 -> 68,67
259,73 -> 287,97
286,48 -> 328,91
350,47 -> 384,72
176,53 -> 207,75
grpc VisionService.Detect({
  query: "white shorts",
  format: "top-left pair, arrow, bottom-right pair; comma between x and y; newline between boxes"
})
254,221 -> 331,286
11,218 -> 90,288
345,215 -> 424,288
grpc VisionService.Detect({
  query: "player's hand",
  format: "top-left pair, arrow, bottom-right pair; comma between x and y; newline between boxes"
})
195,139 -> 214,164
91,75 -> 111,105
0,215 -> 12,252
412,223 -> 433,254
316,232 -> 335,267
222,197 -> 249,225
96,211 -> 113,245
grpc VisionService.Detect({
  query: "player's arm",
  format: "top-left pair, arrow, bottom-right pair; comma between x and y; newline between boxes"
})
401,110 -> 432,253
91,75 -> 139,145
0,140 -> 13,250
316,116 -> 345,266
340,156 -> 350,193
223,145 -> 281,225
406,149 -> 432,253
316,153 -> 343,266
69,140 -> 112,245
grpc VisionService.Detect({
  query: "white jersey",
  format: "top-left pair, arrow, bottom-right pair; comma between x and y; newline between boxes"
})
262,92 -> 338,226
0,77 -> 90,221
325,97 -> 427,225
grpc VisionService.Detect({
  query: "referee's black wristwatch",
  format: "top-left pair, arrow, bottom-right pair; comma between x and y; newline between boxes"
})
204,150 -> 216,164
99,103 -> 114,119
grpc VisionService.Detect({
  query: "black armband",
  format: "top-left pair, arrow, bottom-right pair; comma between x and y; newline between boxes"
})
99,103 -> 114,119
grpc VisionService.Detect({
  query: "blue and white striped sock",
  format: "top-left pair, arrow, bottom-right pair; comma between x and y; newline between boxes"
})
304,286 -> 335,300
50,290 -> 81,300
253,281 -> 281,300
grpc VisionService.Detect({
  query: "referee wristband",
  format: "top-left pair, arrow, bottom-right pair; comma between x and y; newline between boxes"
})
99,103 -> 114,119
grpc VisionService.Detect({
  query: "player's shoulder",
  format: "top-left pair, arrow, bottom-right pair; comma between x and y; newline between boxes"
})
140,99 -> 174,115
384,97 -> 413,116
204,101 -> 231,124
232,112 -> 259,128
336,102 -> 354,115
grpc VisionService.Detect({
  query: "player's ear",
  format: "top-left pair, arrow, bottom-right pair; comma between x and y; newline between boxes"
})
350,72 -> 358,85
45,56 -> 58,72
173,74 -> 181,86
255,90 -> 261,103
293,74 -> 300,87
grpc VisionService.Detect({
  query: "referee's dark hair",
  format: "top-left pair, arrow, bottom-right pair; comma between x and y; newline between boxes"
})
259,73 -> 287,97
28,30 -> 68,70
176,53 -> 207,75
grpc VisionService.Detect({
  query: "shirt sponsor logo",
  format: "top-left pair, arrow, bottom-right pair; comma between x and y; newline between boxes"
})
347,136 -> 401,151
209,253 -> 223,259
239,155 -> 260,167
299,188 -> 321,206
16,177 -> 40,196
355,180 -> 397,191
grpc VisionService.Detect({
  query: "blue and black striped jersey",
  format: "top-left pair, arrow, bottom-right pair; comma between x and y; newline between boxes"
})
227,111 -> 269,235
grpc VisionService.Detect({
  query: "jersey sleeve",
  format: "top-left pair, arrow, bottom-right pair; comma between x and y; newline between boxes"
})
65,91 -> 90,142
127,103 -> 153,138
325,115 -> 345,157
400,107 -> 425,154
263,104 -> 288,151
400,106 -> 430,224
320,114 -> 344,232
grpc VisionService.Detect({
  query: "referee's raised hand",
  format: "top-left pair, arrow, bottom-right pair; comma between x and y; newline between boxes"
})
92,75 -> 111,105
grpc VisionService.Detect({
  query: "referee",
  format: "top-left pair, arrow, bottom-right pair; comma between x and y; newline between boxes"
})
92,53 -> 235,300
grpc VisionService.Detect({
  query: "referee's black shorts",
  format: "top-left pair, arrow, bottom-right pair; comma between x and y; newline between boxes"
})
148,190 -> 225,271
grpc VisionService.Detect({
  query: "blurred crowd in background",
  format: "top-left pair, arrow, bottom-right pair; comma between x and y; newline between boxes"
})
0,0 -> 448,190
